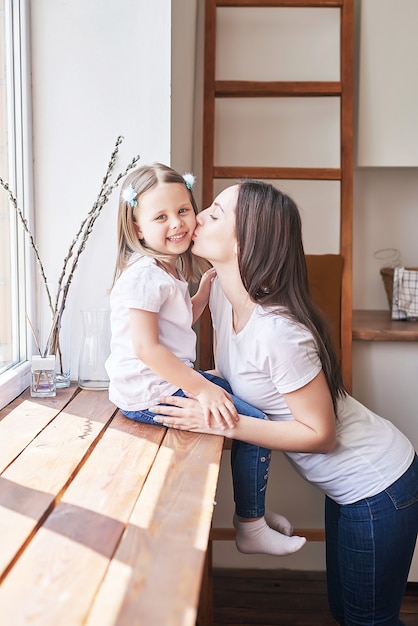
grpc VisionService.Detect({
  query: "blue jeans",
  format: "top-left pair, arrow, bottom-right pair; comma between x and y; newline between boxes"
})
120,371 -> 270,519
325,453 -> 418,626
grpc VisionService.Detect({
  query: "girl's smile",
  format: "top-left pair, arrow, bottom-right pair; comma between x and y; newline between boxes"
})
167,231 -> 188,243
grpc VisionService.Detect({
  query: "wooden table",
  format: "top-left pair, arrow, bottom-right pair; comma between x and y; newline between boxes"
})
0,385 -> 223,626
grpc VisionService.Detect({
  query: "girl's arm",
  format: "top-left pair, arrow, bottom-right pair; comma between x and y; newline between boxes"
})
149,370 -> 337,454
191,268 -> 216,324
129,307 -> 238,428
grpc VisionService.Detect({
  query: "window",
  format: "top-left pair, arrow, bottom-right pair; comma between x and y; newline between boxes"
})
0,0 -> 32,409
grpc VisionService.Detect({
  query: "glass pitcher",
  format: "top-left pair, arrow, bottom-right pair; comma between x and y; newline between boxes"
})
78,309 -> 111,390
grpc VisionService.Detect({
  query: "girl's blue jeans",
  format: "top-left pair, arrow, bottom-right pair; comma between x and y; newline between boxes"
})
325,453 -> 418,626
120,371 -> 270,519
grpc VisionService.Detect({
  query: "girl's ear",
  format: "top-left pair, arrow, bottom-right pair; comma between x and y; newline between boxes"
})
133,221 -> 144,240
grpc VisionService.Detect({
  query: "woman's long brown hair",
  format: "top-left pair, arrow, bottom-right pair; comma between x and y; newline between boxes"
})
235,180 -> 346,413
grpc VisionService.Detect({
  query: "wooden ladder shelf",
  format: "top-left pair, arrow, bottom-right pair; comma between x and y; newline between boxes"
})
198,3 -> 354,625
200,0 -> 354,390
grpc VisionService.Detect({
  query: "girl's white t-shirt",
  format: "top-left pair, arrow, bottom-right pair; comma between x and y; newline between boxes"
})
105,254 -> 196,411
210,278 -> 414,505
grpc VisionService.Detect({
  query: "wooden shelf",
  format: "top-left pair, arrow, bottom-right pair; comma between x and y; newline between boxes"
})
353,310 -> 418,342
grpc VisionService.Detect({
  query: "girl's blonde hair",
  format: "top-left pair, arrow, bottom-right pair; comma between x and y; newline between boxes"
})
112,163 -> 207,286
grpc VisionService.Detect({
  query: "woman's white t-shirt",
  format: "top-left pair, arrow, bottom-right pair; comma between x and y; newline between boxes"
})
105,254 -> 196,411
210,278 -> 414,505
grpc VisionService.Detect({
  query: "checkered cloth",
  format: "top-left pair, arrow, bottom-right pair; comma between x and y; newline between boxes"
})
392,267 -> 418,320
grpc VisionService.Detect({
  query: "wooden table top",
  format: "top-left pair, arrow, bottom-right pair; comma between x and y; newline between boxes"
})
0,385 -> 223,625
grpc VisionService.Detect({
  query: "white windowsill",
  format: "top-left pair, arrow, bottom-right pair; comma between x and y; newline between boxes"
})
0,361 -> 31,410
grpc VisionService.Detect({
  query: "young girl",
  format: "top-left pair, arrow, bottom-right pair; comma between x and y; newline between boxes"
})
105,163 -> 306,556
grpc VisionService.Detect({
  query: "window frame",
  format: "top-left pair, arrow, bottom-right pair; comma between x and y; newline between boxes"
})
0,0 -> 33,410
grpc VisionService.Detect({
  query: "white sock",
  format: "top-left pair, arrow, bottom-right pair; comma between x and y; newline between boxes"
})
233,513 -> 306,556
265,508 -> 293,536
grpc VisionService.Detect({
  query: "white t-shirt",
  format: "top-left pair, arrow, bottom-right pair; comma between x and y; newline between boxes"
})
105,254 -> 196,411
210,278 -> 414,504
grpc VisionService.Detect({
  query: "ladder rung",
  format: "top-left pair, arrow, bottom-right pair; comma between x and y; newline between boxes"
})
213,166 -> 342,181
215,80 -> 341,97
217,1 -> 343,8
210,527 -> 326,541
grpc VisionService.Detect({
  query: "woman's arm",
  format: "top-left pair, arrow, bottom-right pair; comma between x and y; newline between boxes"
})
150,370 -> 337,454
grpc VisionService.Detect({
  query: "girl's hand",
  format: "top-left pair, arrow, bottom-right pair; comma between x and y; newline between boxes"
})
191,268 -> 217,324
195,383 -> 238,429
150,395 -> 226,434
197,267 -> 217,297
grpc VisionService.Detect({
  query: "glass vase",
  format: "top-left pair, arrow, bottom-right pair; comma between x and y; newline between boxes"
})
78,309 -> 111,390
38,281 -> 71,388
53,310 -> 71,388
31,355 -> 56,397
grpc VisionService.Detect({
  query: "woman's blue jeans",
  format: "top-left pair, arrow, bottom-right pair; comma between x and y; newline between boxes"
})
325,453 -> 418,626
120,371 -> 270,519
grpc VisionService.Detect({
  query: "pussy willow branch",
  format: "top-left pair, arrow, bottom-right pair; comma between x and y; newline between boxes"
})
54,135 -> 126,314
0,177 -> 54,309
1,135 -> 140,359
53,152 -> 140,331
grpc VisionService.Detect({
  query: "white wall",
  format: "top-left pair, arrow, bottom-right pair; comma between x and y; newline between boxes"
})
352,168 -> 418,580
171,0 -> 198,173
353,2 -> 418,581
357,0 -> 418,166
30,0 -> 173,377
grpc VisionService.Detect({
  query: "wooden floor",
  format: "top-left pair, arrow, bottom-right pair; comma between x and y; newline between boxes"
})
212,569 -> 418,626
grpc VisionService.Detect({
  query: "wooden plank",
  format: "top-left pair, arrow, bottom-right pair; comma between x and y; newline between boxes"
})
213,166 -> 342,180
198,547 -> 215,626
200,0 -> 218,372
340,0 -> 354,392
212,569 -> 418,624
0,413 -> 165,625
217,1 -> 343,6
215,80 -> 342,97
210,527 -> 325,541
0,386 -> 78,472
0,390 -> 115,579
85,430 -> 224,626
202,0 -> 216,210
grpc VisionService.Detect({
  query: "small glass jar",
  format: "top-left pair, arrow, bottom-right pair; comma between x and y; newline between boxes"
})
31,355 -> 56,398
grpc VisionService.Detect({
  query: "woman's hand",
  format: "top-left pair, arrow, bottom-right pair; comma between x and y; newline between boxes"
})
149,395 -> 229,434
150,372 -> 337,454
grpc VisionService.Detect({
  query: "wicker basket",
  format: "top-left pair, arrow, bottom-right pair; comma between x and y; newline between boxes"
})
380,267 -> 395,309
380,266 -> 418,310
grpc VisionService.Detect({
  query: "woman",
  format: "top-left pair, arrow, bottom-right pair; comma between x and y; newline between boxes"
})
150,181 -> 418,625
